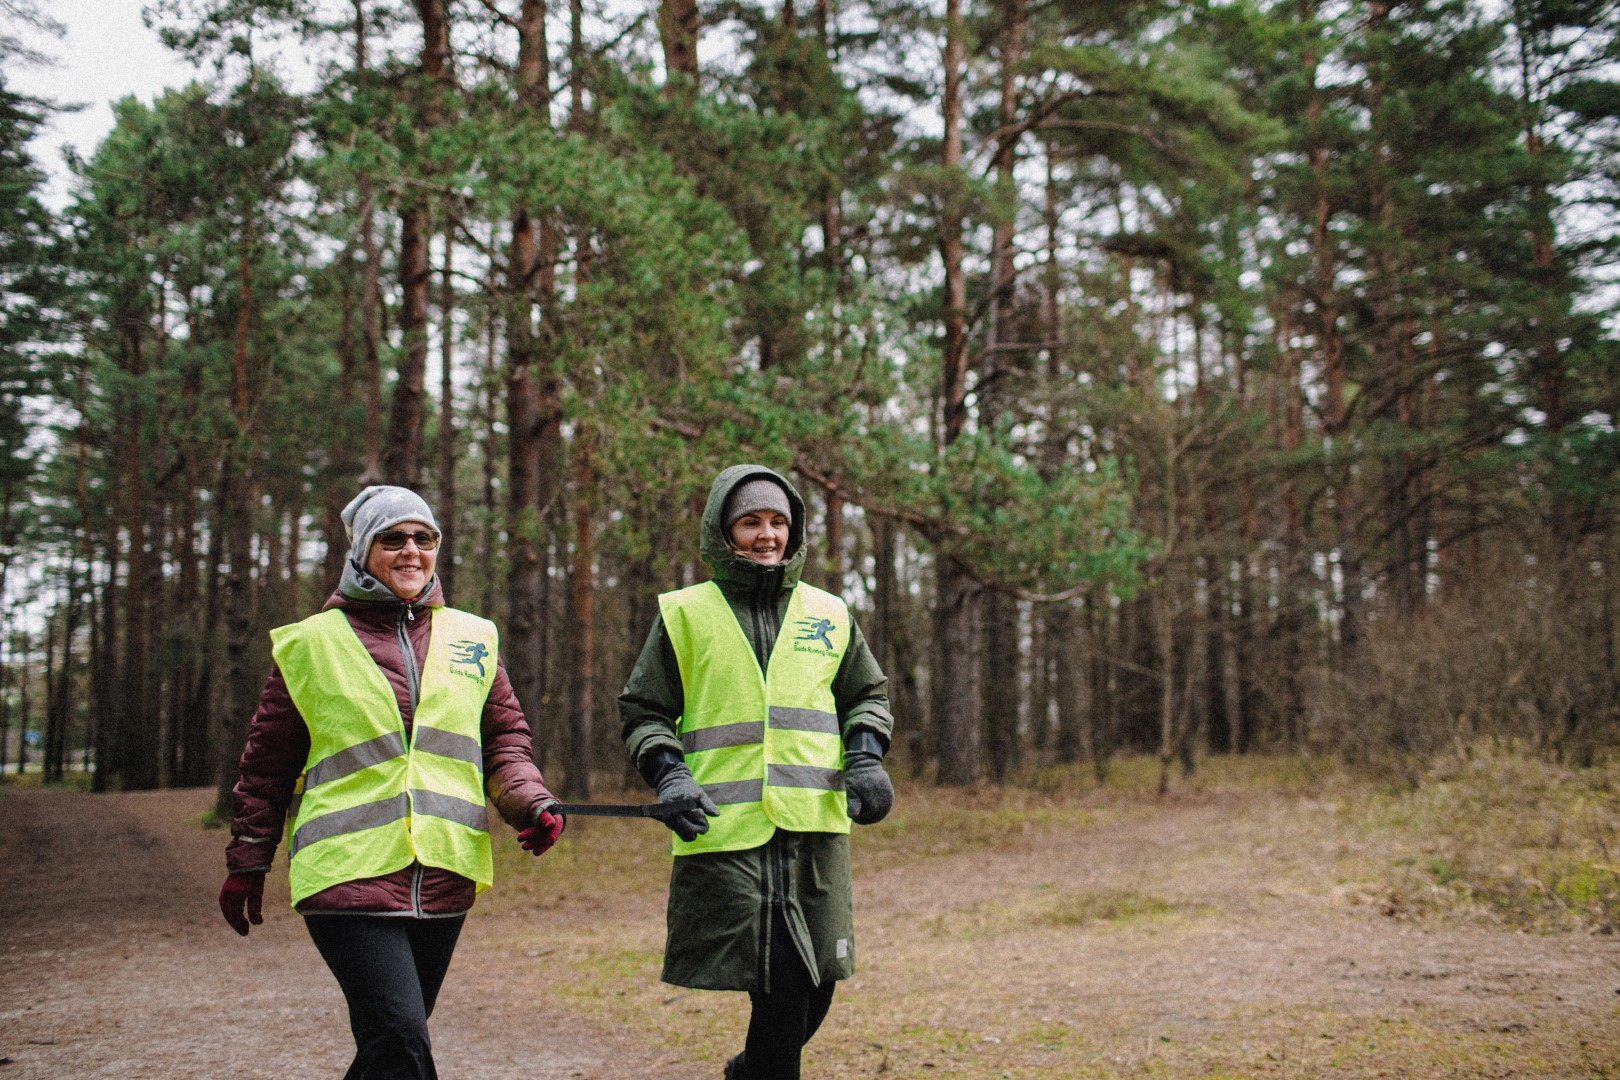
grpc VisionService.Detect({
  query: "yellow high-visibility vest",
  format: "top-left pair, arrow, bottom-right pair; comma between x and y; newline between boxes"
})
273,607 -> 498,906
658,580 -> 851,855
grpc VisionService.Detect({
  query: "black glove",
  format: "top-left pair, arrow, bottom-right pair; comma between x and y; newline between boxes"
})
655,762 -> 720,842
843,730 -> 894,825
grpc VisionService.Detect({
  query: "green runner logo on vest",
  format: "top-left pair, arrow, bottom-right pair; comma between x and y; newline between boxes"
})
794,616 -> 838,654
449,639 -> 490,679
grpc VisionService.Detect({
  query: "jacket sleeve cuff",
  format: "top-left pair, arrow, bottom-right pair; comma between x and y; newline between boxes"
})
844,728 -> 888,758
636,745 -> 685,789
226,835 -> 278,875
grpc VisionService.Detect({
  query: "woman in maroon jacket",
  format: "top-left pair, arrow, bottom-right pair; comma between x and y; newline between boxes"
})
218,485 -> 564,1080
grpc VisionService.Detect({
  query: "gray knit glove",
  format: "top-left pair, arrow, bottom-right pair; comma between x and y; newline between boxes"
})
656,763 -> 720,842
843,751 -> 893,824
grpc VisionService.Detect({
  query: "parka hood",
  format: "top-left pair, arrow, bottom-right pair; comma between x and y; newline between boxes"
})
701,464 -> 808,591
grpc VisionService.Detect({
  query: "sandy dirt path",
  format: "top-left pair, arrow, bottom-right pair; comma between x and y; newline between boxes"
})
0,786 -> 705,1080
4,784 -> 1620,1078
834,790 -> 1620,1077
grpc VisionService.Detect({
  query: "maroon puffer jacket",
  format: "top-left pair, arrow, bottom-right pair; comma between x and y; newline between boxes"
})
225,578 -> 557,915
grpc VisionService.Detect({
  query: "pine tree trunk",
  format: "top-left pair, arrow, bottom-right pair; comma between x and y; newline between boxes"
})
389,199 -> 430,487
436,213 -> 458,599
118,305 -> 159,791
934,558 -> 981,786
983,592 -> 1021,783
215,249 -> 262,820
566,439 -> 596,798
172,350 -> 210,786
1305,23 -> 1362,667
326,151 -> 362,587
1051,602 -> 1083,764
978,0 -> 1027,785
505,0 -> 560,766
352,0 -> 384,486
480,304 -> 500,618
215,465 -> 260,820
1364,0 -> 1423,617
45,567 -> 79,782
192,456 -> 230,787
658,0 -> 700,91
934,0 -> 979,787
387,0 -> 451,488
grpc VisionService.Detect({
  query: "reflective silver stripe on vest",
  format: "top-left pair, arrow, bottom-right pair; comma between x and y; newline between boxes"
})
681,721 -> 765,754
767,707 -> 839,736
702,778 -> 765,805
413,725 -> 484,770
288,792 -> 409,857
412,788 -> 490,833
768,764 -> 845,790
304,731 -> 407,790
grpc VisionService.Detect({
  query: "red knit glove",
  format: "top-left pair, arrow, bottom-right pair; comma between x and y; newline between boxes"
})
219,873 -> 265,936
518,804 -> 565,856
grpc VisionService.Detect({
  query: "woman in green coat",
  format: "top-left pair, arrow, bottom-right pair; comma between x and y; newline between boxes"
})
619,464 -> 896,1080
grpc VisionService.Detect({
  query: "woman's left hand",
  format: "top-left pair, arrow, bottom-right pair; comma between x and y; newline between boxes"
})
518,804 -> 566,855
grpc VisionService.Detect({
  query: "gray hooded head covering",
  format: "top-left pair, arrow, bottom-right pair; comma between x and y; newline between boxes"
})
700,465 -> 807,591
338,485 -> 440,601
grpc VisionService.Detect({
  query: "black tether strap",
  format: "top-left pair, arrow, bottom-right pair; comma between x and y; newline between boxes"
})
551,796 -> 703,820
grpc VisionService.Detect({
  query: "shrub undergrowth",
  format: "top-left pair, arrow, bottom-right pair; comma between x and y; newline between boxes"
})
1364,748 -> 1620,933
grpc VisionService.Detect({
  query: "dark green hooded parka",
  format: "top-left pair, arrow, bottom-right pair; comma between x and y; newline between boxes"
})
619,465 -> 893,991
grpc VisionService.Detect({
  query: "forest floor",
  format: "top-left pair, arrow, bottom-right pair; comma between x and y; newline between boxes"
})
1,758 -> 1618,1079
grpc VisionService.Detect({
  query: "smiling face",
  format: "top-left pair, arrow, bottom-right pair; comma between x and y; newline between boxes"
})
365,519 -> 438,599
728,510 -> 790,566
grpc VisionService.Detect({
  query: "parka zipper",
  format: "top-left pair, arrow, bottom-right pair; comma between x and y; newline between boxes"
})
748,568 -> 783,674
760,832 -> 791,994
746,563 -> 789,992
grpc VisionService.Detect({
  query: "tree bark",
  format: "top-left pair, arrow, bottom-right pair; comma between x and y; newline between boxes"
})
436,213 -> 458,599
386,0 -> 452,488
566,438 -> 596,798
215,249 -> 261,821
979,0 -> 1027,785
117,297 -> 159,791
933,0 -> 980,787
354,1 -> 384,486
45,567 -> 79,782
505,0 -> 562,766
658,0 -> 700,92
1305,17 -> 1362,668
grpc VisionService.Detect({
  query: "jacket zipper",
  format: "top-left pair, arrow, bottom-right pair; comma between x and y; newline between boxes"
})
398,606 -> 421,714
400,605 -> 424,917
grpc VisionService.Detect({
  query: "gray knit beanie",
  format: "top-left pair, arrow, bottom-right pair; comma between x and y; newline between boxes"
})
338,485 -> 440,601
724,477 -> 792,529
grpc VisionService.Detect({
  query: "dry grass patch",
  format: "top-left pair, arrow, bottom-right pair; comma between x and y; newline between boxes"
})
467,757 -> 1618,1078
1355,749 -> 1620,932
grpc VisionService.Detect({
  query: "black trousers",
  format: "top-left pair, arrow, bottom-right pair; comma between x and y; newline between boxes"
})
738,908 -> 837,1080
305,913 -> 465,1080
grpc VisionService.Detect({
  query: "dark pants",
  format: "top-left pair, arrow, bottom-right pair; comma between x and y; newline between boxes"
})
737,909 -> 836,1080
305,914 -> 465,1080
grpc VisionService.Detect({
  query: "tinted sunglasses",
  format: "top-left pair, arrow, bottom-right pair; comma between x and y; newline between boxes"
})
375,529 -> 441,551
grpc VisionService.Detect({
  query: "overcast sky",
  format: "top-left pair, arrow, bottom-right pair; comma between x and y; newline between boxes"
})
8,1 -> 197,208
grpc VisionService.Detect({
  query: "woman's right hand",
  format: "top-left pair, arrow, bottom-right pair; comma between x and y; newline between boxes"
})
219,873 -> 265,936
518,803 -> 566,855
